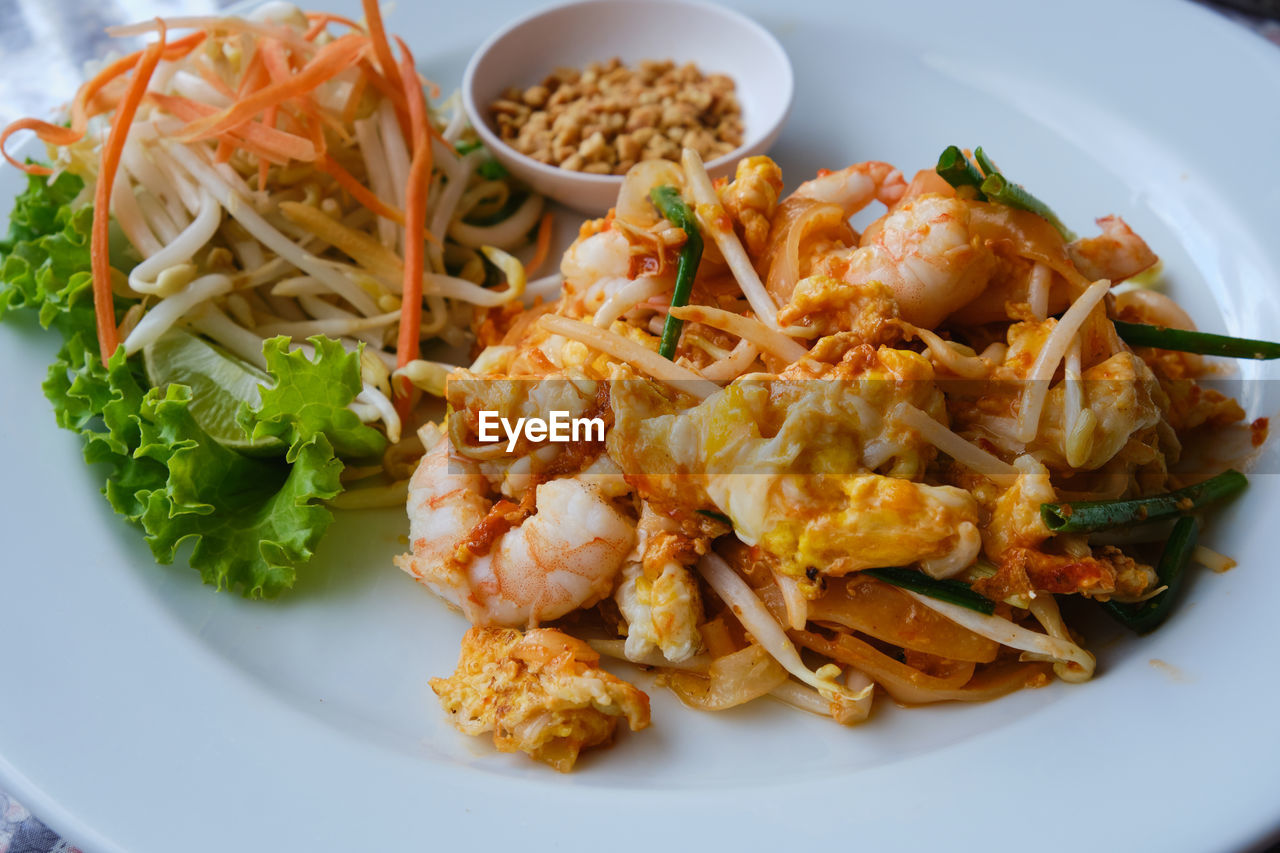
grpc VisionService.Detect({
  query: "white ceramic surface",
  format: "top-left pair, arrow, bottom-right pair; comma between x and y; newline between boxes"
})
462,0 -> 793,215
3,1 -> 1280,851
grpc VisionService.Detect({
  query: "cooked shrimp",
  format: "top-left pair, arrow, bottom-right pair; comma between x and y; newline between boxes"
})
823,194 -> 998,329
1067,215 -> 1157,283
396,437 -> 636,627
762,162 -> 906,306
560,227 -> 630,286
791,161 -> 907,215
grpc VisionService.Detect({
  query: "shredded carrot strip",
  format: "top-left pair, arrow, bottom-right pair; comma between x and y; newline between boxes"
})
317,155 -> 400,223
393,37 -> 431,418
302,111 -> 328,159
0,31 -> 205,173
297,97 -> 352,145
176,35 -> 366,142
235,47 -> 269,99
361,0 -> 409,140
525,211 -> 555,277
73,31 -> 206,130
341,71 -> 369,124
92,22 -> 168,365
355,58 -> 407,112
259,37 -> 293,84
304,12 -> 364,39
258,105 -> 277,190
315,154 -> 438,243
107,17 -> 313,52
83,79 -> 128,120
194,58 -> 237,100
149,93 -> 317,162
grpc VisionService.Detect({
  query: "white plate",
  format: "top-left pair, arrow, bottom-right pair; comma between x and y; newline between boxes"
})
3,1 -> 1280,850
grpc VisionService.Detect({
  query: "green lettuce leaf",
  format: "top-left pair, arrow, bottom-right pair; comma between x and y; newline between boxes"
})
240,335 -> 388,461
1,170 -> 375,597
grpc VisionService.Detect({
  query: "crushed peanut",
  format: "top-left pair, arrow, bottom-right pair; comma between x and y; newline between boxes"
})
491,58 -> 743,176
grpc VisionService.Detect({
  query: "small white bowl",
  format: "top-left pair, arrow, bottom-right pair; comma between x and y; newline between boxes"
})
462,0 -> 793,216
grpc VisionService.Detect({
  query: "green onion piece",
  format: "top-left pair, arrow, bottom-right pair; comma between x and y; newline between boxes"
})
1098,516 -> 1199,634
455,140 -> 484,155
649,184 -> 704,359
696,508 -> 732,525
1114,320 -> 1280,360
936,146 -> 987,200
1041,469 -> 1248,534
477,158 -> 508,180
862,567 -> 995,615
973,145 -> 1001,178
980,172 -> 1076,241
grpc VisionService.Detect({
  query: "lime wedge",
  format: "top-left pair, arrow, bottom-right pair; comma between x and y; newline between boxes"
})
143,329 -> 284,455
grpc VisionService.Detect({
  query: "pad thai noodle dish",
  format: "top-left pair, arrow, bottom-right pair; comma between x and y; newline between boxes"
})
0,4 -> 1275,776
408,148 -> 1272,771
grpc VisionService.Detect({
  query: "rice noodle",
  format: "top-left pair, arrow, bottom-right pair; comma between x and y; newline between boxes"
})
1014,279 -> 1110,442
771,201 -> 846,303
616,159 -> 683,227
895,403 -> 1018,479
538,314 -> 719,399
697,553 -> 867,702
669,304 -> 808,364
680,148 -> 780,328
903,590 -> 1096,682
123,273 -> 232,354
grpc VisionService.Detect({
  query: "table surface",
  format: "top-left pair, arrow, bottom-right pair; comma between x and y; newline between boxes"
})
1,1 -> 1278,852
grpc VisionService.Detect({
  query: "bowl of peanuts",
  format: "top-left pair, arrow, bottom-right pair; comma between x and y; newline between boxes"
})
462,0 -> 793,215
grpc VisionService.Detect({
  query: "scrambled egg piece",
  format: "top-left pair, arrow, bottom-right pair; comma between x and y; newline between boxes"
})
431,627 -> 650,772
983,455 -> 1056,560
614,505 -> 705,663
719,155 -> 784,258
776,274 -> 901,343
754,472 -> 980,578
1037,351 -> 1168,471
608,344 -> 980,581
